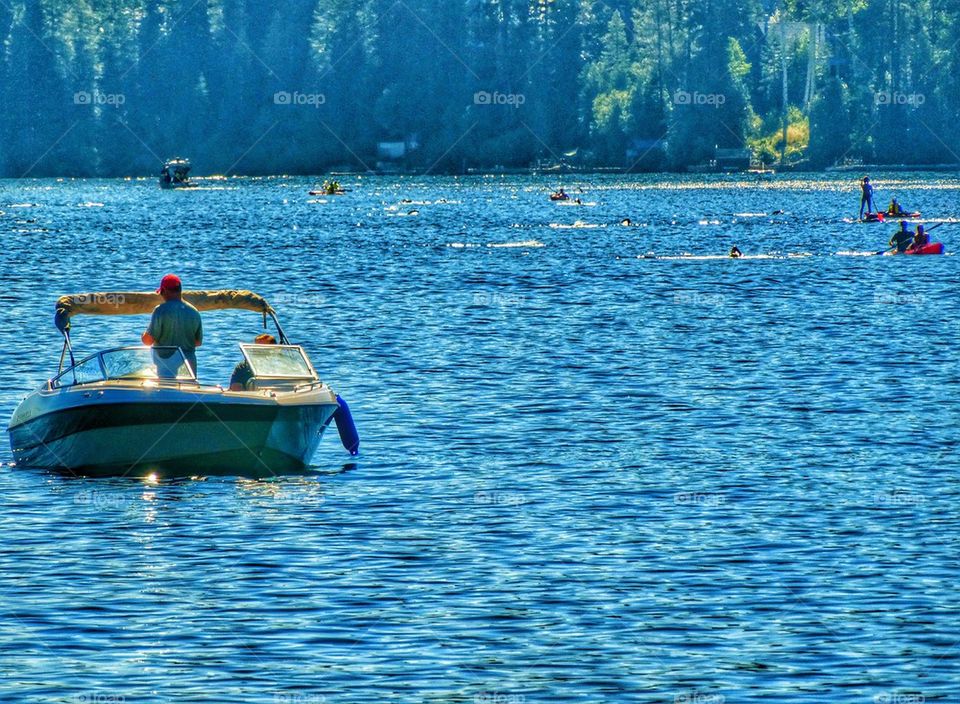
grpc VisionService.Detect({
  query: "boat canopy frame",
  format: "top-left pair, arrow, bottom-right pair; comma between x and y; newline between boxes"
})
52,289 -> 290,375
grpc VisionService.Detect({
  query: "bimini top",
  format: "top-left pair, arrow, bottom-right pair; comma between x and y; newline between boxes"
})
55,289 -> 274,332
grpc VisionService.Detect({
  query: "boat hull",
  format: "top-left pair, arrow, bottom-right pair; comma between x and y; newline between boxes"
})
8,386 -> 339,477
863,211 -> 920,222
904,242 -> 945,255
883,242 -> 945,256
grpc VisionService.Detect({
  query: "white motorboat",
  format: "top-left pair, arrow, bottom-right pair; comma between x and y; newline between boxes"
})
7,290 -> 359,477
159,157 -> 196,189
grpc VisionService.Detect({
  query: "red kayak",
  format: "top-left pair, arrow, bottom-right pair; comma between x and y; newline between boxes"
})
863,211 -> 921,222
905,242 -> 945,255
884,242 -> 945,255
550,193 -> 570,201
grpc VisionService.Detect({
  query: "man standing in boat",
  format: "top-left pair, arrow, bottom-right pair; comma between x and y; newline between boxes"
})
142,274 -> 203,376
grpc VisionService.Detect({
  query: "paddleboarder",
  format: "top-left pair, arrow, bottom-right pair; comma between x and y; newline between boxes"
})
860,176 -> 875,219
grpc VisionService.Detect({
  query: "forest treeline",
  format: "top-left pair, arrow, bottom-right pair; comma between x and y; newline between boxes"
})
2,0 -> 959,176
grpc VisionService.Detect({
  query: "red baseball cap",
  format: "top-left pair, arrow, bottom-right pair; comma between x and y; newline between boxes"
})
157,274 -> 182,293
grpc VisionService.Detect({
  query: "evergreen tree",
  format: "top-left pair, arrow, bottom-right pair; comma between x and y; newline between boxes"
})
1,0 -> 959,175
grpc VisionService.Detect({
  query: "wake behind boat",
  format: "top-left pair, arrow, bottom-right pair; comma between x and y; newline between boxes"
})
7,290 -> 359,477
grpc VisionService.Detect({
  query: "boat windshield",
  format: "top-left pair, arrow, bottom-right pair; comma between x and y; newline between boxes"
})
240,344 -> 317,380
102,347 -> 194,381
52,346 -> 196,388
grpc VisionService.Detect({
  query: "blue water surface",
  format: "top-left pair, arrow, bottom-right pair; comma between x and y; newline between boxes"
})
0,173 -> 958,703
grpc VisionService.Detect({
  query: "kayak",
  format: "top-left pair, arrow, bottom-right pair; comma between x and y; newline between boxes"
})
883,242 -> 945,255
863,211 -> 920,222
905,242 -> 945,255
550,194 -> 570,201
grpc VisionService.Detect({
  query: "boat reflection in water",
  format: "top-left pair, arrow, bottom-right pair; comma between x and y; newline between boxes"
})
7,290 -> 359,478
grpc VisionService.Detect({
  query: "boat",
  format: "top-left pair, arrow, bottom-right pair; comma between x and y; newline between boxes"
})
309,180 -> 347,196
159,158 -> 196,189
7,290 -> 359,477
862,211 -> 920,222
885,242 -> 945,255
550,192 -> 570,201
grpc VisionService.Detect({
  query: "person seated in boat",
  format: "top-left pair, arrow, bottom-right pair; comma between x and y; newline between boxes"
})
860,176 -> 874,219
887,198 -> 905,217
730,246 -> 743,258
910,224 -> 929,250
889,221 -> 915,253
553,188 -> 568,200
142,274 -> 203,377
229,334 -> 277,391
621,218 -> 632,226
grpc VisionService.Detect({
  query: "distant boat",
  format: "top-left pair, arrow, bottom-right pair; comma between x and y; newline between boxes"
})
309,179 -> 348,196
159,158 -> 196,189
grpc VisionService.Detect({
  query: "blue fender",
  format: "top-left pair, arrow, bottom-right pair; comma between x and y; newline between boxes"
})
334,394 -> 360,456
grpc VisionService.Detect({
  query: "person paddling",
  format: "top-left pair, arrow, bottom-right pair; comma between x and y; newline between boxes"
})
889,221 -> 915,253
911,224 -> 929,250
860,176 -> 875,219
907,223 -> 944,252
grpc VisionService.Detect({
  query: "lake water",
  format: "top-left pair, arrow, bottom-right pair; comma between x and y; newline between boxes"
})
1,173 -> 958,703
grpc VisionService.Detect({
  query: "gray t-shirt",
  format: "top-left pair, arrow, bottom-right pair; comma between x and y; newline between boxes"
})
146,300 -> 203,374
